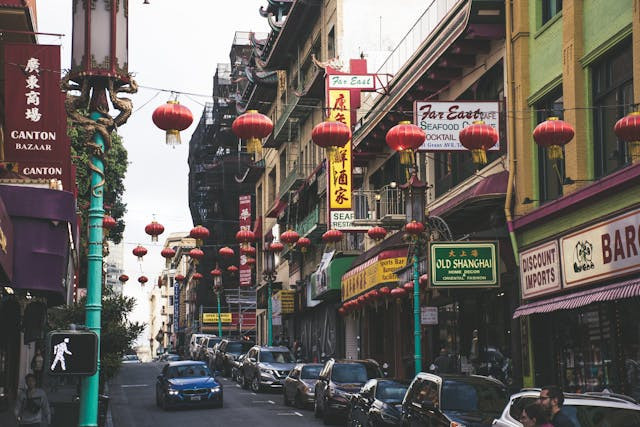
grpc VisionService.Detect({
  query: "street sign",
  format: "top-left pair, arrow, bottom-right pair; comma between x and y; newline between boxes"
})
420,307 -> 438,325
202,313 -> 232,323
46,330 -> 98,376
279,290 -> 295,314
429,242 -> 499,287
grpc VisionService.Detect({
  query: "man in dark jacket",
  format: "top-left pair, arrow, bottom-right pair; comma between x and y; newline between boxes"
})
539,386 -> 578,427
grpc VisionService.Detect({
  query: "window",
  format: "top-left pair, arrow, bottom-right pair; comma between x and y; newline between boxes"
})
441,379 -> 506,412
268,169 -> 277,206
260,350 -> 294,363
301,365 -> 322,379
328,28 -> 335,59
279,149 -> 287,186
407,378 -> 440,407
592,40 -> 634,178
541,0 -> 562,25
535,88 -> 564,202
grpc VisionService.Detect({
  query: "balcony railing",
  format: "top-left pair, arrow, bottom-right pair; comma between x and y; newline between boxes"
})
279,162 -> 313,198
352,187 -> 406,226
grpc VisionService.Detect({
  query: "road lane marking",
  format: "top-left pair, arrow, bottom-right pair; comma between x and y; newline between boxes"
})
294,412 -> 303,417
252,400 -> 272,403
121,384 -> 149,388
251,392 -> 257,395
268,400 -> 275,404
276,412 -> 304,417
235,384 -> 241,388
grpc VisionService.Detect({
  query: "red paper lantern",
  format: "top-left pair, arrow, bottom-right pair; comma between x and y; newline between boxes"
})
280,229 -> 300,246
161,247 -> 176,259
240,245 -> 257,256
337,307 -> 347,316
189,248 -> 204,261
152,100 -> 194,147
246,257 -> 256,266
210,268 -> 222,277
419,274 -> 429,288
385,121 -> 425,152
174,274 -> 185,282
268,241 -> 284,253
192,272 -> 203,281
219,247 -> 235,258
295,237 -> 311,252
458,120 -> 499,166
379,286 -> 391,298
405,221 -> 425,236
369,289 -> 381,301
236,229 -> 256,244
367,226 -> 387,241
232,110 -> 274,154
403,281 -> 414,292
138,276 -> 148,285
227,265 -> 239,273
118,274 -> 129,283
311,120 -> 352,149
189,225 -> 210,241
132,245 -> 147,261
390,287 -> 407,299
145,220 -> 165,242
322,229 -> 343,244
614,111 -> 640,161
533,117 -> 575,160
357,295 -> 366,306
103,215 -> 116,231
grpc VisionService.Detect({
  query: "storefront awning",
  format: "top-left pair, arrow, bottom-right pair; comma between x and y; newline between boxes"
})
512,278 -> 640,318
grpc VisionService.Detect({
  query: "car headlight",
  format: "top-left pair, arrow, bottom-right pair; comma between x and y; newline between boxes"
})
260,368 -> 275,376
168,388 -> 179,396
210,386 -> 221,393
306,386 -> 313,393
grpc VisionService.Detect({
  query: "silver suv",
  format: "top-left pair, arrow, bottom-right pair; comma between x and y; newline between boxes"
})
492,389 -> 640,426
241,345 -> 296,393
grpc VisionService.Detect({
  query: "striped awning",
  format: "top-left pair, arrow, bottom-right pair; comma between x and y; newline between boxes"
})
513,278 -> 640,318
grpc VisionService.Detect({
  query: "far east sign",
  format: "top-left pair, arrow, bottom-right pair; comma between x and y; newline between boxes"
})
46,330 -> 98,376
429,242 -> 499,288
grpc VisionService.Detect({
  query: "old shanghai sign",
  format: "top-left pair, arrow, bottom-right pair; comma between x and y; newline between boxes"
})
429,242 -> 499,287
560,208 -> 640,289
519,240 -> 561,299
414,101 -> 500,151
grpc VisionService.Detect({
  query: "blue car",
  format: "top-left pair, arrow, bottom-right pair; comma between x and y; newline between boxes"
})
155,361 -> 223,410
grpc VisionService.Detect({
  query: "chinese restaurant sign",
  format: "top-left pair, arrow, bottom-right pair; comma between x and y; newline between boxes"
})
341,248 -> 408,300
519,240 -> 561,299
327,90 -> 352,217
3,43 -> 71,186
202,312 -> 232,323
414,101 -> 500,151
429,242 -> 499,287
239,195 -> 252,287
560,208 -> 640,289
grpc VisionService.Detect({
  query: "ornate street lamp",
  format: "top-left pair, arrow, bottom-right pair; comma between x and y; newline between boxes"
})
263,243 -> 278,346
212,268 -> 223,338
64,2 -> 137,424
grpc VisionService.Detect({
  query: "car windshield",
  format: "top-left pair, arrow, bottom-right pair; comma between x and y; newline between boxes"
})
227,342 -> 253,354
441,380 -> 506,413
260,351 -> 294,363
167,364 -> 211,378
332,363 -> 377,384
207,339 -> 220,348
376,382 -> 408,403
301,365 -> 322,379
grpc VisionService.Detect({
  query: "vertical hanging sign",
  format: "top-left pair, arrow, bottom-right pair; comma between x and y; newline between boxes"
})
239,195 -> 252,287
174,280 -> 180,332
327,90 -> 352,228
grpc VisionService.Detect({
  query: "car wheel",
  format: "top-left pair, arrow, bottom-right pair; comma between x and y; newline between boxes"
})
161,394 -> 170,411
251,375 -> 261,393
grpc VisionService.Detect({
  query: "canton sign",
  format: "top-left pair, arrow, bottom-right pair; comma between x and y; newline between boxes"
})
46,330 -> 98,376
429,242 -> 499,287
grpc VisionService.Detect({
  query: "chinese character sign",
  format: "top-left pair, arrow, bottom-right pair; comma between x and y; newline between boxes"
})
239,195 -> 252,287
327,90 -> 352,211
174,281 -> 180,332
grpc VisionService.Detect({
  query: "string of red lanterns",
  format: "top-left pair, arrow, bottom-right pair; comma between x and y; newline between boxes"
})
152,100 -> 194,147
144,220 -> 164,242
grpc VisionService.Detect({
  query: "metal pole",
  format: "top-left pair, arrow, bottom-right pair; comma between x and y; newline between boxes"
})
413,247 -> 422,376
78,110 -> 105,427
267,280 -> 273,346
217,293 -> 222,337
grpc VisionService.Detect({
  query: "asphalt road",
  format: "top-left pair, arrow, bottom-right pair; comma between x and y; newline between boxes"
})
109,362 -> 328,427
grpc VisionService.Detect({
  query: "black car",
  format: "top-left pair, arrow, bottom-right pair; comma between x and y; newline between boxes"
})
348,379 -> 409,426
402,373 -> 507,427
283,363 -> 323,408
241,345 -> 296,392
214,339 -> 255,376
314,359 -> 383,424
155,361 -> 223,410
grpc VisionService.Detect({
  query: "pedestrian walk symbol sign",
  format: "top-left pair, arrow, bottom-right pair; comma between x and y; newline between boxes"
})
46,330 -> 98,376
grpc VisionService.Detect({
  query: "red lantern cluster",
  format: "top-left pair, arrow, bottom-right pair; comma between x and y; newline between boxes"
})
138,276 -> 148,285
322,229 -> 343,244
280,229 -> 300,246
311,120 -> 352,149
419,274 -> 429,288
240,245 -> 257,256
152,100 -> 194,147
268,241 -> 284,253
614,112 -> 640,161
145,220 -> 164,242
189,248 -> 204,261
132,245 -> 147,261
390,287 -> 407,299
367,226 -> 387,241
192,272 -> 203,281
232,110 -> 274,154
405,221 -> 425,236
533,117 -> 574,160
403,281 -> 414,292
118,274 -> 129,283
379,286 -> 391,297
295,237 -> 311,252
175,274 -> 185,282
103,215 -> 116,232
227,265 -> 239,273
190,225 -> 210,241
236,229 -> 255,244
210,268 -> 222,277
219,247 -> 235,258
458,120 -> 499,166
161,247 -> 176,260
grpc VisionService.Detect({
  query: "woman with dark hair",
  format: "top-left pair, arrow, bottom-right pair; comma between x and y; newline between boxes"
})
520,402 -> 553,427
14,373 -> 50,426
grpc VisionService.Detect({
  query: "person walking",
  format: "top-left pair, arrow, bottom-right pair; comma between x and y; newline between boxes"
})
433,348 -> 454,374
30,348 -> 44,387
14,373 -> 51,426
520,402 -> 553,427
539,386 -> 578,427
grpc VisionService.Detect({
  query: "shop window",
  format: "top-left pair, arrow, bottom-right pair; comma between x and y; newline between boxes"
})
592,40 -> 634,178
541,0 -> 562,25
535,88 -> 564,203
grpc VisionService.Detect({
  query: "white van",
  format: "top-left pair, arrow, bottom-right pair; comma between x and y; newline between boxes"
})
189,334 -> 217,360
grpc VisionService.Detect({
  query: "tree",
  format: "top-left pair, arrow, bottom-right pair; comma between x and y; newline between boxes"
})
48,284 -> 145,390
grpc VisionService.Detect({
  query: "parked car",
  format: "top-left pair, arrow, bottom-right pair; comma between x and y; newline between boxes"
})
241,345 -> 296,392
214,339 -> 255,376
314,359 -> 383,424
348,378 -> 409,426
231,353 -> 247,382
201,337 -> 222,364
283,363 -> 323,408
121,354 -> 141,364
155,361 -> 223,410
492,388 -> 640,427
189,334 -> 216,360
402,373 -> 506,427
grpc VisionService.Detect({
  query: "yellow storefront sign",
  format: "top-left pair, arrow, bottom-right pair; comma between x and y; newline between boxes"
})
341,249 -> 408,300
202,312 -> 232,323
327,90 -> 352,210
279,290 -> 295,314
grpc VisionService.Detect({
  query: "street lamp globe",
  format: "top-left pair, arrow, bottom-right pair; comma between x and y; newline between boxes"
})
401,173 -> 427,224
264,246 -> 276,275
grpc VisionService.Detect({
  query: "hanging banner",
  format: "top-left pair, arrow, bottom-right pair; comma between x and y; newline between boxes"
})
341,248 -> 408,300
3,43 -> 71,187
327,90 -> 352,213
173,280 -> 180,332
239,195 -> 252,287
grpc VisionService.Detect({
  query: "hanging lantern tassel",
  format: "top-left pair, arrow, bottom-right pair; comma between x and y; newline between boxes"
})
247,137 -> 262,154
459,120 -> 498,167
471,148 -> 487,165
399,149 -> 414,165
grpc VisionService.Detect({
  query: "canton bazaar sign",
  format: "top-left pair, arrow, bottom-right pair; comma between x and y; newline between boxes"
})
519,241 -> 561,299
414,101 -> 500,151
341,248 -> 408,300
560,208 -> 640,289
429,242 -> 499,287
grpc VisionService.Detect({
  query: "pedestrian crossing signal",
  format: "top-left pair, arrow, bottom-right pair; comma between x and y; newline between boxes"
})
46,330 -> 98,376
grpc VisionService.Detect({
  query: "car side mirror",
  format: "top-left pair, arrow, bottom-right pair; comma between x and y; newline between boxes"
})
421,400 -> 436,411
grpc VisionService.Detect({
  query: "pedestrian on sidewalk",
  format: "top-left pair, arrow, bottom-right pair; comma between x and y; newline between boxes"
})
14,373 -> 51,426
30,348 -> 44,387
539,385 -> 578,427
